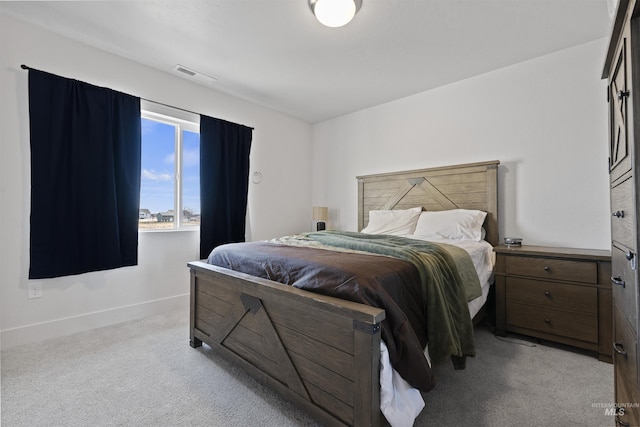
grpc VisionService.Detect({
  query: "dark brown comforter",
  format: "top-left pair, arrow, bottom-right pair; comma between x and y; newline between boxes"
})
207,232 -> 479,393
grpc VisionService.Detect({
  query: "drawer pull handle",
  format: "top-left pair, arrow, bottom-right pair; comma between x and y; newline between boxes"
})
543,266 -> 551,272
544,318 -> 551,324
611,276 -> 626,288
613,342 -> 628,358
544,291 -> 551,298
627,251 -> 637,270
612,210 -> 625,218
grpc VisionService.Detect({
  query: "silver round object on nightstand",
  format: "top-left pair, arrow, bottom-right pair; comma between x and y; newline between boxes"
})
504,237 -> 522,247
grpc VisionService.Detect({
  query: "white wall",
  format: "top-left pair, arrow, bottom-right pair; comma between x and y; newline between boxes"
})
0,14 -> 312,348
311,38 -> 611,250
0,11 -> 612,348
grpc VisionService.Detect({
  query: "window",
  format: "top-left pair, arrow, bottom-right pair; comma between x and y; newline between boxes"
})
139,101 -> 200,230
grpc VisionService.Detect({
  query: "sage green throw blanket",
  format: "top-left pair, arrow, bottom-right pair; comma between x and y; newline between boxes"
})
305,230 -> 481,366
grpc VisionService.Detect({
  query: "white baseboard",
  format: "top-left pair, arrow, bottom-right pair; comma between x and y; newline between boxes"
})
0,294 -> 189,350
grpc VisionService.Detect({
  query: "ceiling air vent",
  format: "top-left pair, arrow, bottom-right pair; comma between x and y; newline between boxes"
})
172,64 -> 217,85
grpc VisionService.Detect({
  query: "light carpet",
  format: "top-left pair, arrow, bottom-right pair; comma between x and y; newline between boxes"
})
1,309 -> 614,426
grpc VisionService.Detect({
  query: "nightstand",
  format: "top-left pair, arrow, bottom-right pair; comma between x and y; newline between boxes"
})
494,245 -> 612,362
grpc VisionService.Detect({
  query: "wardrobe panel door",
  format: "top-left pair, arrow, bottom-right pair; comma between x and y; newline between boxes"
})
609,36 -> 631,185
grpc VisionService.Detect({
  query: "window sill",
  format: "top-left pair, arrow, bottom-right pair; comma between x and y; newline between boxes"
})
139,227 -> 200,233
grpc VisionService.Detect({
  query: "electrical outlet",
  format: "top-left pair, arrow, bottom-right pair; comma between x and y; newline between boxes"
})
28,281 -> 42,299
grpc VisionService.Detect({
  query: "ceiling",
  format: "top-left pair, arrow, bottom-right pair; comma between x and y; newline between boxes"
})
1,0 -> 614,123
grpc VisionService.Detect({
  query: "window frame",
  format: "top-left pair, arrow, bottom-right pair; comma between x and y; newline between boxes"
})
140,100 -> 200,231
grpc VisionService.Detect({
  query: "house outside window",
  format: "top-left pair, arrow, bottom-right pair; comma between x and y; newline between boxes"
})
139,100 -> 200,230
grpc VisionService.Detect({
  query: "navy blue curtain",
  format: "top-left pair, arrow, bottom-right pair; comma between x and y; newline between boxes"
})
28,69 -> 141,279
199,116 -> 252,259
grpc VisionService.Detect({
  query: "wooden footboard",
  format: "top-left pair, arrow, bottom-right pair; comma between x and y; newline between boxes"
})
188,261 -> 386,426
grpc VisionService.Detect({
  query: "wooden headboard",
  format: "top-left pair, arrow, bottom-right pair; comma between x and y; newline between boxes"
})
357,160 -> 500,246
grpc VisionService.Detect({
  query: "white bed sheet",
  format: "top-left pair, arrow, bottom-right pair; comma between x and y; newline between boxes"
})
379,237 -> 495,427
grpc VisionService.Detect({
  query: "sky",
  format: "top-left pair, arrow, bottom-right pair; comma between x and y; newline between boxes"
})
140,118 -> 200,215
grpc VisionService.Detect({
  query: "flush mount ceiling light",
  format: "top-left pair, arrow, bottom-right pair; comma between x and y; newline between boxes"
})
309,0 -> 362,28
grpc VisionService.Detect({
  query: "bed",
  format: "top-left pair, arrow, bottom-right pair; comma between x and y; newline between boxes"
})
188,160 -> 499,426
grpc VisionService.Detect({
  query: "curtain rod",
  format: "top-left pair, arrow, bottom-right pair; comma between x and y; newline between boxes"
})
20,64 -> 254,130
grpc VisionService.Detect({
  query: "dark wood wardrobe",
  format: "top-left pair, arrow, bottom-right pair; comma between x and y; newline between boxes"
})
603,0 -> 640,425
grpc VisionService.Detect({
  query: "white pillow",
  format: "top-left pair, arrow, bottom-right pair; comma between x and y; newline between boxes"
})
413,209 -> 487,241
361,207 -> 422,235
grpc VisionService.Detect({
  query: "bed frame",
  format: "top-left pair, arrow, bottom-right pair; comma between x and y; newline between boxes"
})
188,160 -> 499,426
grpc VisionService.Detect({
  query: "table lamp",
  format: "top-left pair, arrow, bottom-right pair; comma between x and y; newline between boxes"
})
313,206 -> 328,231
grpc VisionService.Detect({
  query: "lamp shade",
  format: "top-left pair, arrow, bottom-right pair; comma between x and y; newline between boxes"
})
309,0 -> 362,28
312,206 -> 328,221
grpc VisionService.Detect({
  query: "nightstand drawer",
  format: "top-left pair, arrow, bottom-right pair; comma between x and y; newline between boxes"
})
494,245 -> 611,361
506,277 -> 597,314
507,302 -> 598,343
505,256 -> 597,283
